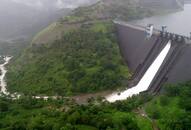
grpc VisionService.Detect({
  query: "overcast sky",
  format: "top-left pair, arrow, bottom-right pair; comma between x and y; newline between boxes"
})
10,0 -> 96,9
0,0 -> 98,40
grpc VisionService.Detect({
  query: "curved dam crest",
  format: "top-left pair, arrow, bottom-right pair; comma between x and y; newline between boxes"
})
110,19 -> 191,102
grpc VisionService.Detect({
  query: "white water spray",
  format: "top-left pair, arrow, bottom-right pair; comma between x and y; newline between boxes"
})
106,41 -> 172,102
0,56 -> 12,95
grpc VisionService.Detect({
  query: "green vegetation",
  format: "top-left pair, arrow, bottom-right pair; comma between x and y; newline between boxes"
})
2,82 -> 191,130
32,0 -> 153,45
71,0 -> 153,21
0,94 -> 152,130
6,0 -> 154,96
144,82 -> 191,130
7,21 -> 130,96
0,0 -> 188,130
32,22 -> 57,44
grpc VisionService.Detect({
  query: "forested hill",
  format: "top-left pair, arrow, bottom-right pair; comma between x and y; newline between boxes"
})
6,0 -> 153,96
2,1 -> 191,130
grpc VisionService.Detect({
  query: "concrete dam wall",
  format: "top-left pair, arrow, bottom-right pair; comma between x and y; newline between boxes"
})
115,21 -> 191,93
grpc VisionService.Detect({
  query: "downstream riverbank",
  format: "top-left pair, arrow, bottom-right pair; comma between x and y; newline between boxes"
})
0,56 -> 113,104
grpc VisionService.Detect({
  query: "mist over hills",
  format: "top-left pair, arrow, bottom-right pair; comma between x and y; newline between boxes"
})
0,0 -> 96,41
11,0 -> 97,9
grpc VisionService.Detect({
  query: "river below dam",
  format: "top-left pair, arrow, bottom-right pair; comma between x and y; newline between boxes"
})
0,56 -> 12,95
1,5 -> 191,103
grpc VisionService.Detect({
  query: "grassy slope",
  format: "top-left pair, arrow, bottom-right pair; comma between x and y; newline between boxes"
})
6,0 -> 152,96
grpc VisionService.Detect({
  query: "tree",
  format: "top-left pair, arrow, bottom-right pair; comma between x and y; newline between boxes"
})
0,100 -> 9,112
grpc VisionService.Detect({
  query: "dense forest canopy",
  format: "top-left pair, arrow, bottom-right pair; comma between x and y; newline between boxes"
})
1,82 -> 191,130
7,21 -> 130,96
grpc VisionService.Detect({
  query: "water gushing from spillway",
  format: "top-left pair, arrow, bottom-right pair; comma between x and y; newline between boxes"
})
106,41 -> 172,102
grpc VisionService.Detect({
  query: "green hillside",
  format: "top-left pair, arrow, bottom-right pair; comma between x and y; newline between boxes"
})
7,21 -> 130,96
1,1 -> 189,130
6,0 -> 152,96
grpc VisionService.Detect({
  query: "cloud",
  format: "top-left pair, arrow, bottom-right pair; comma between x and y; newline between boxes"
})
55,0 -> 76,9
11,0 -> 44,8
57,0 -> 99,9
11,0 -> 96,9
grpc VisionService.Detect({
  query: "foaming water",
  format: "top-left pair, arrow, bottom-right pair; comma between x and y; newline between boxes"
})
0,56 -> 12,95
106,41 -> 171,102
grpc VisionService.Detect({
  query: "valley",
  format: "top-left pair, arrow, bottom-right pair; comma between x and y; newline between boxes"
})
6,0 -> 152,96
0,0 -> 191,130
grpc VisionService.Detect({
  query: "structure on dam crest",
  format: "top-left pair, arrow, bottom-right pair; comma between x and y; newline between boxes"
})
115,21 -> 191,93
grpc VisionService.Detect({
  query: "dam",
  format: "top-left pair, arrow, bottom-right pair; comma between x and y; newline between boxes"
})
114,21 -> 191,94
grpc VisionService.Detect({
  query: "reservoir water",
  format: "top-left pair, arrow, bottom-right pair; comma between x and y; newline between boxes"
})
133,4 -> 191,37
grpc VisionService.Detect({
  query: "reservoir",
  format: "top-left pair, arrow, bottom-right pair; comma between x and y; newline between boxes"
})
134,4 -> 191,37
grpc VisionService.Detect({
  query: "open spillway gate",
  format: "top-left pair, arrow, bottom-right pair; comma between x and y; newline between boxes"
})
115,21 -> 191,93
